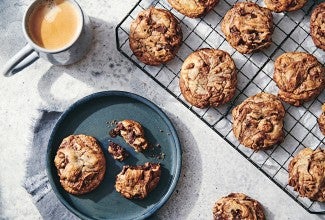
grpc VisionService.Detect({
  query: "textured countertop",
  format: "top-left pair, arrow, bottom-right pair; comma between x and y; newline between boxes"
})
0,0 -> 324,219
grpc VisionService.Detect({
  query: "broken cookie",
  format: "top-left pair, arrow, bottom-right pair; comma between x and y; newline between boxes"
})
109,119 -> 149,152
115,162 -> 161,199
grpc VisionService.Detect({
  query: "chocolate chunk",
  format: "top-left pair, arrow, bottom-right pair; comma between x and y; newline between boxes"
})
108,142 -> 129,161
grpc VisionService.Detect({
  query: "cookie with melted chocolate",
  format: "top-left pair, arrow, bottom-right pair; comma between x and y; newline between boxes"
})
54,134 -> 106,195
109,119 -> 149,152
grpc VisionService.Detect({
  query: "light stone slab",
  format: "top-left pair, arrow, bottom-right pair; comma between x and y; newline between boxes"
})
0,0 -> 324,219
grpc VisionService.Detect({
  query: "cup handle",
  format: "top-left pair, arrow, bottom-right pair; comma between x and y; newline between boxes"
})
2,44 -> 39,77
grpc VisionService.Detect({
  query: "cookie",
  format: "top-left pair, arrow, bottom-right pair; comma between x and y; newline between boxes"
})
129,7 -> 182,66
288,148 -> 325,202
318,103 -> 325,136
109,119 -> 149,152
167,0 -> 219,18
273,52 -> 325,106
115,162 -> 161,199
310,2 -> 325,51
221,2 -> 273,54
232,93 -> 285,151
263,0 -> 307,12
213,193 -> 265,220
108,142 -> 129,161
179,48 -> 237,109
54,135 -> 106,195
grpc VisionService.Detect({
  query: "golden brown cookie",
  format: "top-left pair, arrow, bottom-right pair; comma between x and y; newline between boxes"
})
263,0 -> 308,12
179,48 -> 237,109
310,2 -> 325,51
318,103 -> 325,136
288,148 -> 325,202
221,2 -> 273,54
54,135 -> 106,195
273,52 -> 325,106
167,0 -> 219,18
129,7 -> 182,66
213,193 -> 265,220
232,93 -> 285,151
109,119 -> 149,152
108,142 -> 129,161
115,162 -> 161,199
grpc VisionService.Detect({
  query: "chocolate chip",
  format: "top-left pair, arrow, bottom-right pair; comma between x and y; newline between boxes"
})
155,25 -> 167,33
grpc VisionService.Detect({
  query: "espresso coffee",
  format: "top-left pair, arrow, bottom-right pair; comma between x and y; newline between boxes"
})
28,0 -> 80,50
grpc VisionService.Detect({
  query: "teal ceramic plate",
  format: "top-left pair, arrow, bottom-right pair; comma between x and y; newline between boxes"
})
46,91 -> 182,220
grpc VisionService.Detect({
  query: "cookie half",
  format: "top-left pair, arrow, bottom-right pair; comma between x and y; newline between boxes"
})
288,148 -> 325,202
109,119 -> 149,152
129,7 -> 182,66
179,48 -> 237,109
213,193 -> 265,220
221,2 -> 273,54
54,134 -> 106,195
232,93 -> 285,151
273,52 -> 325,106
115,162 -> 161,199
263,0 -> 307,12
310,2 -> 325,51
167,0 -> 219,18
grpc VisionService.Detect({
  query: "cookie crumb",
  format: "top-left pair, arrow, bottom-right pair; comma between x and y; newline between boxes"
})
157,152 -> 166,160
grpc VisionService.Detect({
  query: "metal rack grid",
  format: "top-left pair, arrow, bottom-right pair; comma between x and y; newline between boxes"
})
116,0 -> 325,214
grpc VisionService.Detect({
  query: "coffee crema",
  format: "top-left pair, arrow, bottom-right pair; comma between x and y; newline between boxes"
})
28,0 -> 80,50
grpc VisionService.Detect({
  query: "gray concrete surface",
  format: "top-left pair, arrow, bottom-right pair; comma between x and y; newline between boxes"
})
0,0 -> 324,219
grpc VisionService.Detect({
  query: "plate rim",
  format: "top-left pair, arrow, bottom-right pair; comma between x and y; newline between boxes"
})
46,90 -> 182,220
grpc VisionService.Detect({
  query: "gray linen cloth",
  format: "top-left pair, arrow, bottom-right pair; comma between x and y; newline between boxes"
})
23,109 -> 79,220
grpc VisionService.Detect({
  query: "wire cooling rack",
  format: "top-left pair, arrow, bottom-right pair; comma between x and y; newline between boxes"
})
116,0 -> 325,214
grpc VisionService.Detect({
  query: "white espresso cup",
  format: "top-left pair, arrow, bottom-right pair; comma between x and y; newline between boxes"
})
2,0 -> 92,76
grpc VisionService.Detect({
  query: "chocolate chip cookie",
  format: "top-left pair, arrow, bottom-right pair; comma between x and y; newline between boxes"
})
108,142 -> 129,161
288,148 -> 325,202
213,193 -> 265,220
273,52 -> 325,106
167,0 -> 219,18
311,2 -> 325,51
221,2 -> 273,54
129,7 -> 182,66
179,48 -> 237,109
232,93 -> 285,151
318,103 -> 325,136
263,0 -> 308,12
109,119 -> 149,152
54,135 -> 106,195
115,162 -> 161,199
